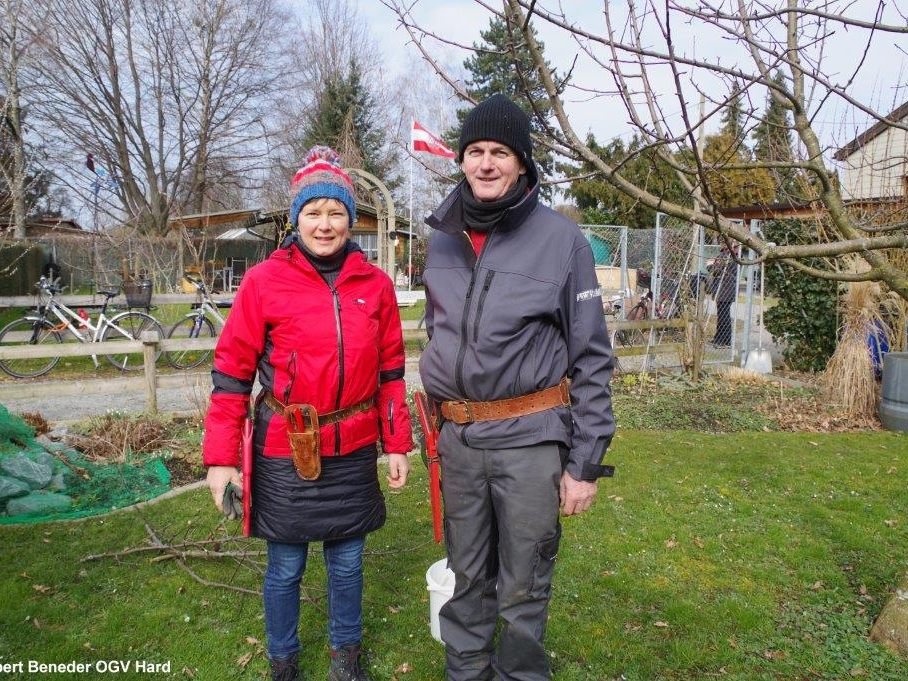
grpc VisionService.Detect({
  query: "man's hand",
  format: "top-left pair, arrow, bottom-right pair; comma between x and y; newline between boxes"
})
386,453 -> 410,489
207,466 -> 242,513
560,471 -> 597,516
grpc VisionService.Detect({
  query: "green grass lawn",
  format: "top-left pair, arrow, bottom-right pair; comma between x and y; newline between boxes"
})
398,299 -> 425,321
1,430 -> 906,680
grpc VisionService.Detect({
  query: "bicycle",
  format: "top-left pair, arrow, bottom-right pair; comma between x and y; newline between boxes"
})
165,276 -> 229,369
0,277 -> 165,378
607,291 -> 654,375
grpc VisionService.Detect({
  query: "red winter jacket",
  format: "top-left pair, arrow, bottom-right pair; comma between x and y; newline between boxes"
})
202,244 -> 413,467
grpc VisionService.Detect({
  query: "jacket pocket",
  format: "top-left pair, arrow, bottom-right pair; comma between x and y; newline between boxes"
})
472,270 -> 496,342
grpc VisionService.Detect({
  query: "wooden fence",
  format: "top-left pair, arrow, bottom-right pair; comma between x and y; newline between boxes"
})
0,332 -> 217,413
0,318 -> 690,414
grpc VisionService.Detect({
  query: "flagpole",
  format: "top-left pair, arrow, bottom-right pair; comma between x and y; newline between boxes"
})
408,124 -> 414,292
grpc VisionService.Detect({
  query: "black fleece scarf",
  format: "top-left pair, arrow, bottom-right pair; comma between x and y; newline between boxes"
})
460,174 -> 529,231
296,239 -> 351,287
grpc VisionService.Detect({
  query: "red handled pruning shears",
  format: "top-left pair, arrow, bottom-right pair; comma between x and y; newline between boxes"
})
413,391 -> 443,543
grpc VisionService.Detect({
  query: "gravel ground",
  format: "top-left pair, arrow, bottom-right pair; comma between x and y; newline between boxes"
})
5,311 -> 779,425
7,362 -> 425,424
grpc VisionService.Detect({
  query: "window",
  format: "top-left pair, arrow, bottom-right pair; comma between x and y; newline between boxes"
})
353,231 -> 378,260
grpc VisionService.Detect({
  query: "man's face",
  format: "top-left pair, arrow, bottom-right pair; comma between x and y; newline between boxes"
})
461,141 -> 526,202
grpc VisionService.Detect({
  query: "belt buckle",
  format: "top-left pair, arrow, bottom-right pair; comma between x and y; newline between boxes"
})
449,400 -> 473,424
559,379 -> 571,406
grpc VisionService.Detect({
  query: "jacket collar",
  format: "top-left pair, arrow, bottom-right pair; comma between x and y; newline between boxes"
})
425,178 -> 540,236
271,239 -> 369,284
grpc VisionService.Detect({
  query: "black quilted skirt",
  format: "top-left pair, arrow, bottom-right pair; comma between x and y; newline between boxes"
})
251,444 -> 385,543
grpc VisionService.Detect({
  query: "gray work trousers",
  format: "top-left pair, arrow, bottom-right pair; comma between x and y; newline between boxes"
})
437,425 -> 563,681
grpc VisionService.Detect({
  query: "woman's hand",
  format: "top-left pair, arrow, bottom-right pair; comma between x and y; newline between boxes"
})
386,453 -> 410,489
207,466 -> 242,512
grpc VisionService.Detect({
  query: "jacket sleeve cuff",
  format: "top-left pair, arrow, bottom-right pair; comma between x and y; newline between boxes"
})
567,435 -> 614,481
580,462 -> 615,481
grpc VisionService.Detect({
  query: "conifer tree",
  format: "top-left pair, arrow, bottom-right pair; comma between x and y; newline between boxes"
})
300,59 -> 397,189
565,133 -> 691,229
752,70 -> 800,201
448,17 -> 559,198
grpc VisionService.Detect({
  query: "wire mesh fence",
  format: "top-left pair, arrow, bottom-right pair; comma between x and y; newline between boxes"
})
582,215 -> 746,372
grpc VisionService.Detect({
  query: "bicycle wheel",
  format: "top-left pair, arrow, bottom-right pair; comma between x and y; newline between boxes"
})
166,315 -> 216,369
610,325 -> 651,375
608,327 -> 623,375
0,317 -> 63,378
102,311 -> 165,371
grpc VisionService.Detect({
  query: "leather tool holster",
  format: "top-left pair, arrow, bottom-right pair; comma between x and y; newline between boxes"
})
284,404 -> 321,481
263,392 -> 375,481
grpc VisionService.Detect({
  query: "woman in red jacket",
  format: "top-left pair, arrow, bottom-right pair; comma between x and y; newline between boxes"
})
203,146 -> 413,681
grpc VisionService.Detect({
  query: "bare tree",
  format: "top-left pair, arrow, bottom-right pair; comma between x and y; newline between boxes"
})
265,0 -> 400,209
383,0 -> 908,300
0,0 -> 41,238
30,0 -> 285,234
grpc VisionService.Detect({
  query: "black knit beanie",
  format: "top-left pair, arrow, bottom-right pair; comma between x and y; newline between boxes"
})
458,94 -> 533,166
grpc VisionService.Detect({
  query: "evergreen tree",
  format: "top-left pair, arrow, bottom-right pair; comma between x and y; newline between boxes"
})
300,58 -> 397,190
720,84 -> 749,158
700,131 -> 775,208
752,70 -> 801,201
448,17 -> 558,199
565,133 -> 692,229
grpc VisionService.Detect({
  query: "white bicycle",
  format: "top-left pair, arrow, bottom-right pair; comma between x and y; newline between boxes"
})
0,277 -> 164,378
165,276 -> 229,369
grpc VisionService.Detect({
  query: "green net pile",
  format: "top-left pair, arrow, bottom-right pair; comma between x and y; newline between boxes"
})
0,405 -> 170,524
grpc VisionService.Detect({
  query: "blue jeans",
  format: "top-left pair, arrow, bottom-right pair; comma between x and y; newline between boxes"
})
263,536 -> 366,659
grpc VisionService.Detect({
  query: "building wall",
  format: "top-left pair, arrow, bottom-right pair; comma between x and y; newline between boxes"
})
839,122 -> 908,201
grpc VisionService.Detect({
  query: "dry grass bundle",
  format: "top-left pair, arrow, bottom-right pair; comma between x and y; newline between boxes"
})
716,365 -> 773,386
822,277 -> 884,419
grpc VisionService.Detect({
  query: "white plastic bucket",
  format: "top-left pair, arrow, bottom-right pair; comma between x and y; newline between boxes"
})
426,558 -> 455,643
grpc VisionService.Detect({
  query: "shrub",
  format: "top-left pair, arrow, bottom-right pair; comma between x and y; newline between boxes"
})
762,219 -> 838,372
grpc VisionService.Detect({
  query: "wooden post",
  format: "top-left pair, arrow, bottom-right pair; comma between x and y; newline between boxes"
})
141,329 -> 159,414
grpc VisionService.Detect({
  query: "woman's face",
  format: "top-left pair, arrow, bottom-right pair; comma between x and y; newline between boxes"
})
297,198 -> 350,257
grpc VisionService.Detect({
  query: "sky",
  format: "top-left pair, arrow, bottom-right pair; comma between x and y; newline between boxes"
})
357,0 -> 908,155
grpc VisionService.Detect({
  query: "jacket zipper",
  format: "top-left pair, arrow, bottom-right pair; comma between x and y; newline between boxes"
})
455,228 -> 495,395
331,287 -> 344,455
284,351 -> 297,405
455,228 -> 497,447
472,270 -> 495,343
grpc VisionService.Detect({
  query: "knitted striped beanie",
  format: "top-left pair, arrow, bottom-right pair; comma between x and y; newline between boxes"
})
289,146 -> 357,228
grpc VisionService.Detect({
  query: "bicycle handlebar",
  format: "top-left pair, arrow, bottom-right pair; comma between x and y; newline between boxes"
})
184,275 -> 207,291
36,276 -> 65,295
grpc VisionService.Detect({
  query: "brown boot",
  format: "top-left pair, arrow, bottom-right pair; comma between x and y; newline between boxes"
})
327,644 -> 371,681
270,653 -> 299,681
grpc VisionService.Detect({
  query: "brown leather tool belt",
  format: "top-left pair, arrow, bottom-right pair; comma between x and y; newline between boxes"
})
263,393 -> 374,426
440,377 -> 571,425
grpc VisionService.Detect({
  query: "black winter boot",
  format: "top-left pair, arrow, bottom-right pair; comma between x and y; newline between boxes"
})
327,644 -> 372,681
270,653 -> 299,681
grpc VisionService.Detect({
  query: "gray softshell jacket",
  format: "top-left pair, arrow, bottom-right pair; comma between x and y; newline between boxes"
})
419,178 -> 616,481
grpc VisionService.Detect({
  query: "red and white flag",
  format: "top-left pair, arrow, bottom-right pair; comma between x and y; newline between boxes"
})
411,120 -> 456,159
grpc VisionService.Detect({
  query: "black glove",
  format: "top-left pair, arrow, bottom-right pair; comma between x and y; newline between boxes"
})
222,482 -> 243,521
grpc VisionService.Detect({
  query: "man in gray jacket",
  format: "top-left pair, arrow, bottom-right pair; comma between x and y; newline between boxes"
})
419,93 -> 615,681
